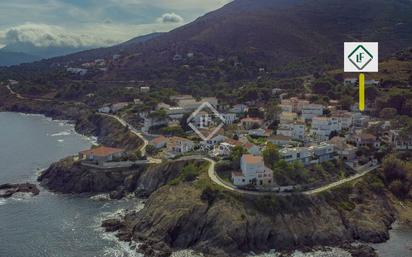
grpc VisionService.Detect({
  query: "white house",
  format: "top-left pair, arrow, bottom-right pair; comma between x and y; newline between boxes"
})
301,104 -> 324,121
310,117 -> 342,141
248,128 -> 272,137
279,112 -> 298,123
140,86 -> 150,93
352,113 -> 370,128
389,130 -> 412,150
98,106 -> 111,113
232,154 -> 273,187
279,147 -> 312,165
200,135 -> 227,149
277,121 -> 305,140
331,110 -> 353,129
167,137 -> 195,155
230,104 -> 248,114
308,143 -> 335,163
221,113 -> 237,125
79,146 -> 126,166
281,97 -> 309,113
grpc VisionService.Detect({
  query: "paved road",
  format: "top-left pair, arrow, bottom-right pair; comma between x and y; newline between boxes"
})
98,113 -> 162,164
303,164 -> 380,195
202,157 -> 380,196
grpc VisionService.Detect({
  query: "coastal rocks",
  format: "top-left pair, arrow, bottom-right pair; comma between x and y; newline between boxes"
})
38,157 -> 144,194
119,181 -> 398,257
102,219 -> 124,232
134,160 -> 205,197
75,114 -> 143,150
38,158 -> 203,199
0,183 -> 40,198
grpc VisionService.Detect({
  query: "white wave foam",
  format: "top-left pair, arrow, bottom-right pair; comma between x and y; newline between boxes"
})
0,199 -> 7,206
57,139 -> 64,143
171,250 -> 204,257
90,194 -> 111,201
51,131 -> 71,137
100,232 -> 143,257
247,248 -> 352,257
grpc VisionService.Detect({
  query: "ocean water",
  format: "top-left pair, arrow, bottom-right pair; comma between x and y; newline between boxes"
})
0,112 -> 410,257
0,112 -> 143,257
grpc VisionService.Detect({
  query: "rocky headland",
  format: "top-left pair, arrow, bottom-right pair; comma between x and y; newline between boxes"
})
99,165 -> 407,257
0,183 -> 40,198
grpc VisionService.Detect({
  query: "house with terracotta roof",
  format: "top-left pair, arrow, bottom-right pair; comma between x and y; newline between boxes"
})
79,146 -> 126,165
329,136 -> 357,160
350,133 -> 380,148
149,136 -> 168,149
243,142 -> 261,155
268,135 -> 292,146
166,137 -> 195,156
232,154 -> 273,187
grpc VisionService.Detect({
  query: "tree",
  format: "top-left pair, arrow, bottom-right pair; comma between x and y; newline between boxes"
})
146,145 -> 158,155
262,143 -> 280,168
230,146 -> 247,170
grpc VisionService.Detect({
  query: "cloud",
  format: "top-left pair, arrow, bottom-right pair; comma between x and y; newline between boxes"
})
157,13 -> 184,23
0,23 -> 113,48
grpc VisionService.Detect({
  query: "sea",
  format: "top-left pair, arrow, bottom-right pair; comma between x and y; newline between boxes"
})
0,112 -> 410,257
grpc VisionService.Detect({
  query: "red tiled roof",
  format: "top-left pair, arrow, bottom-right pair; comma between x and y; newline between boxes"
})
80,146 -> 125,157
242,154 -> 263,164
151,136 -> 167,144
243,143 -> 257,149
360,133 -> 376,141
232,171 -> 244,177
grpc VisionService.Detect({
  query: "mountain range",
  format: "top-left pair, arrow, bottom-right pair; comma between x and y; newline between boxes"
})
2,0 -> 412,79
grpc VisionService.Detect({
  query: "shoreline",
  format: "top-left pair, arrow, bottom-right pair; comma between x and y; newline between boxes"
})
1,110 -> 411,257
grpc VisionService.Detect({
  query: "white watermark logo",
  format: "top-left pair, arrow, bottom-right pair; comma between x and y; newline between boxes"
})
187,102 -> 226,141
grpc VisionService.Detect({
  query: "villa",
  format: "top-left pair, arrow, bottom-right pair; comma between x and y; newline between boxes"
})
277,121 -> 305,140
389,130 -> 412,150
166,137 -> 195,156
79,146 -> 126,166
232,154 -> 273,187
279,147 -> 312,165
149,136 -> 168,149
310,116 -> 341,141
301,104 -> 324,121
281,97 -> 309,113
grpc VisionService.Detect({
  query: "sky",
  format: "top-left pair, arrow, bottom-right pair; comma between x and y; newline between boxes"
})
0,0 -> 232,49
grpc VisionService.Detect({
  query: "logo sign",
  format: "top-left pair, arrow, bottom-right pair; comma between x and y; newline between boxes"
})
187,102 -> 225,141
344,42 -> 378,72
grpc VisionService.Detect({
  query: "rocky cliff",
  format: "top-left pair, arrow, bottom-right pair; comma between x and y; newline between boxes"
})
0,86 -> 142,150
107,169 -> 398,257
38,158 -> 204,199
